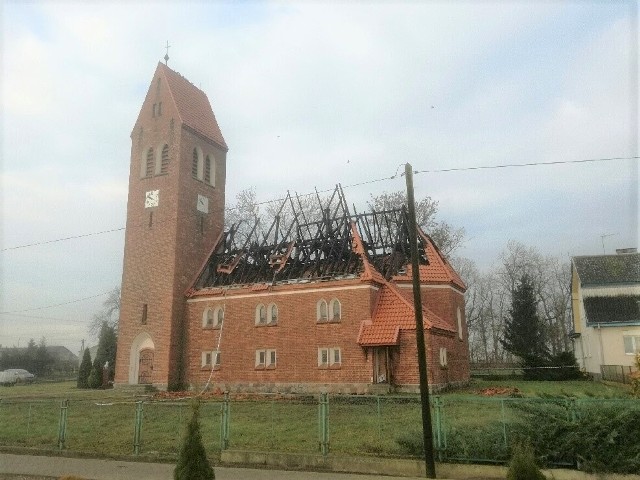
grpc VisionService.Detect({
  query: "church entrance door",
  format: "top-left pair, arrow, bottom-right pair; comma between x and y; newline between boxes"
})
373,347 -> 389,384
138,348 -> 154,384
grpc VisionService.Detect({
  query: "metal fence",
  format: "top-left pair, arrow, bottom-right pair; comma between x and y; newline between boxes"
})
601,364 -> 637,384
0,394 -> 637,466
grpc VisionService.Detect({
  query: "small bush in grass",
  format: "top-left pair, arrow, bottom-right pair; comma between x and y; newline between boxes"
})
506,443 -> 546,480
174,399 -> 214,480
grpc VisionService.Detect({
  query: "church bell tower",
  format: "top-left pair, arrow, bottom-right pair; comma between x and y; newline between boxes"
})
115,62 -> 227,389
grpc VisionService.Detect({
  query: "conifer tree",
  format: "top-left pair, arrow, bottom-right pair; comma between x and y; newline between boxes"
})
501,274 -> 549,379
174,400 -> 215,480
77,348 -> 92,389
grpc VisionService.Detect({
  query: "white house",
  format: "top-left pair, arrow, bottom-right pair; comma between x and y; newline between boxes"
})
571,248 -> 640,380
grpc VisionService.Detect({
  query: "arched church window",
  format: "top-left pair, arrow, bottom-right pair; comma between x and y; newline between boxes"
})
204,155 -> 212,184
145,148 -> 154,177
160,144 -> 169,174
192,148 -> 199,179
317,300 -> 328,322
330,298 -> 341,321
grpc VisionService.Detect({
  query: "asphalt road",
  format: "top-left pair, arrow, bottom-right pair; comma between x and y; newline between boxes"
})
0,453 -> 427,480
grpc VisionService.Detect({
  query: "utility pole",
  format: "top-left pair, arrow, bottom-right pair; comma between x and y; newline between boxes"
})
405,163 -> 436,478
600,233 -> 618,254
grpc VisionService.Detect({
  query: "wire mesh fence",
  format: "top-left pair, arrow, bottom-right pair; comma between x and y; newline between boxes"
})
1,393 -> 638,468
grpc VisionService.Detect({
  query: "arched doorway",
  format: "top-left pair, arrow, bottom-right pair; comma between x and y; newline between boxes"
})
129,333 -> 155,385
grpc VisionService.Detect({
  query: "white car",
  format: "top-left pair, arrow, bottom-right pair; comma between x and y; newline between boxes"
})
0,369 -> 35,385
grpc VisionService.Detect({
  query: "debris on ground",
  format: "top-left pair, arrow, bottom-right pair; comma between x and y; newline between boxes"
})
477,387 -> 523,397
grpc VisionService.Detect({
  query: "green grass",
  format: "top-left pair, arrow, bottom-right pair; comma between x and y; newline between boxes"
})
0,379 -> 632,460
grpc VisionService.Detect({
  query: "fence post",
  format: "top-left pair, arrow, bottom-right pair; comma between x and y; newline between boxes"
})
133,401 -> 144,455
500,399 -> 508,448
433,396 -> 444,458
318,392 -> 329,456
57,399 -> 68,450
376,396 -> 382,440
220,392 -> 230,450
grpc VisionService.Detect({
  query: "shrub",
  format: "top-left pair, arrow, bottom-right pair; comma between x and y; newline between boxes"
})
87,367 -> 101,389
77,349 -> 92,389
630,353 -> 640,398
174,400 -> 215,480
511,400 -> 640,474
506,443 -> 546,480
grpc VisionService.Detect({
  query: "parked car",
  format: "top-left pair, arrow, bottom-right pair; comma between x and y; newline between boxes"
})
2,369 -> 35,384
0,370 -> 16,386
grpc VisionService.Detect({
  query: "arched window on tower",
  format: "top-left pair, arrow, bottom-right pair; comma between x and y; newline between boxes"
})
145,147 -> 154,178
204,155 -> 212,184
192,147 -> 204,180
160,144 -> 169,174
192,148 -> 199,179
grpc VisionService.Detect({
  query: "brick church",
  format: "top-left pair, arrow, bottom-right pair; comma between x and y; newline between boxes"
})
114,62 -> 470,393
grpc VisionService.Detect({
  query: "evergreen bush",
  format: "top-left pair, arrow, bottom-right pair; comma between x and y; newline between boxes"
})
506,443 -> 546,480
174,400 -> 215,480
87,366 -> 101,389
77,348 -> 92,389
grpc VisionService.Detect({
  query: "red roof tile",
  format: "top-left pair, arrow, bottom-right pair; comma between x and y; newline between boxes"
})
357,281 -> 455,346
158,63 -> 228,150
392,232 -> 465,291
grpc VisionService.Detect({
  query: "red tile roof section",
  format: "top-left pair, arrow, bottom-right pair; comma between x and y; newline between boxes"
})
158,63 -> 228,151
358,278 -> 455,346
392,232 -> 466,291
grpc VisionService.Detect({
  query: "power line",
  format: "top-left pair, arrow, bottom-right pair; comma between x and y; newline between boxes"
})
412,156 -> 639,175
1,154 -> 635,252
0,291 -> 111,315
2,227 -> 125,252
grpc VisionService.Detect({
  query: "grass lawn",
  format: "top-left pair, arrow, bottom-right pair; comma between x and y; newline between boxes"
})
0,379 -> 632,459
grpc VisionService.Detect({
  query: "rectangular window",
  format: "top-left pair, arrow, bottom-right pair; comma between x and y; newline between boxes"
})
624,335 -> 640,355
141,304 -> 148,325
318,348 -> 329,366
256,349 -> 266,367
268,349 -> 277,367
439,347 -> 448,367
212,350 -> 221,367
331,348 -> 341,366
318,347 -> 341,367
202,351 -> 212,367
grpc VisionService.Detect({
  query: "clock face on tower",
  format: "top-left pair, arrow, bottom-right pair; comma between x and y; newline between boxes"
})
145,190 -> 159,208
197,194 -> 209,214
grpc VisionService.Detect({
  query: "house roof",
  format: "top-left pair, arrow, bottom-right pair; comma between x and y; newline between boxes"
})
357,280 -> 455,346
0,346 -> 79,363
573,253 -> 640,286
584,295 -> 640,326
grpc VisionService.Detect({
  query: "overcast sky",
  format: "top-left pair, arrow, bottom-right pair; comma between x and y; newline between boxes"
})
1,1 -> 638,354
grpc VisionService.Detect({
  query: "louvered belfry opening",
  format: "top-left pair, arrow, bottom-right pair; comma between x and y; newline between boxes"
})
193,185 -> 429,289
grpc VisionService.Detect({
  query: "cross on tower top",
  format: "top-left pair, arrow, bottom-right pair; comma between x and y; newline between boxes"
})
164,41 -> 171,65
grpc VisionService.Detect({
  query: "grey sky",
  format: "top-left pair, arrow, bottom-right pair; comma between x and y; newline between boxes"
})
1,1 -> 637,353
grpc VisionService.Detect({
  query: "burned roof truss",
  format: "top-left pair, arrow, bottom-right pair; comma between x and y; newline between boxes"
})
193,186 -> 429,289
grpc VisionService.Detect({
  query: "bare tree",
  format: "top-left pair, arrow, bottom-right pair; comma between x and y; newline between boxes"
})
89,286 -> 120,339
368,191 -> 465,256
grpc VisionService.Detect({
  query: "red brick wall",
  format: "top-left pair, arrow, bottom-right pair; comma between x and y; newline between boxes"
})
115,67 -> 226,387
185,283 -> 378,391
